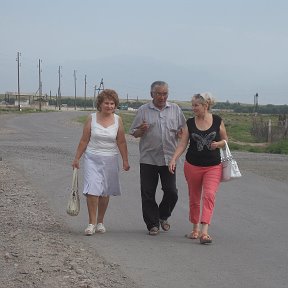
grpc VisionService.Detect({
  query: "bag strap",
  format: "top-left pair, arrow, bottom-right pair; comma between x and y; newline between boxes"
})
223,140 -> 232,158
72,168 -> 78,190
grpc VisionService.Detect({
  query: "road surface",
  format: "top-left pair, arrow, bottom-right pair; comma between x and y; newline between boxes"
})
1,111 -> 287,288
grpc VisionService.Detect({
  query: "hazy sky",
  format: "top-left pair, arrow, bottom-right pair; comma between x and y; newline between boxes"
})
1,0 -> 288,104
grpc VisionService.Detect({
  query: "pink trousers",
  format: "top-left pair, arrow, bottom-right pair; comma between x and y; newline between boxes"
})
184,161 -> 222,225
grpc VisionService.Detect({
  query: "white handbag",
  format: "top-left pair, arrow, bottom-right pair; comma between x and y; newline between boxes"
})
220,140 -> 242,182
66,168 -> 80,216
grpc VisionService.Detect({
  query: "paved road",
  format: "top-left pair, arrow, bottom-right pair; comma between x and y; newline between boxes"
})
1,111 -> 288,288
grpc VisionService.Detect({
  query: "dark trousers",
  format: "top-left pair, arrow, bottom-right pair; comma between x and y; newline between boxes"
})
140,163 -> 178,231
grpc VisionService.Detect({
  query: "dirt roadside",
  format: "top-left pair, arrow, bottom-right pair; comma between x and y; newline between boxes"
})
0,160 -> 138,288
0,113 -> 138,288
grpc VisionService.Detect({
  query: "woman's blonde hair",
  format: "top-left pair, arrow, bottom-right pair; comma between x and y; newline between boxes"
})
192,92 -> 215,111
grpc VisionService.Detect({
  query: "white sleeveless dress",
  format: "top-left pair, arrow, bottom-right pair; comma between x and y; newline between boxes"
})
83,113 -> 121,196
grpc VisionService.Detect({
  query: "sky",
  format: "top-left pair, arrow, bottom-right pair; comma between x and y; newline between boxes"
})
1,0 -> 288,105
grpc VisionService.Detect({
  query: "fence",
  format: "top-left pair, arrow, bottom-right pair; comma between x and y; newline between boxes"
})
251,115 -> 288,143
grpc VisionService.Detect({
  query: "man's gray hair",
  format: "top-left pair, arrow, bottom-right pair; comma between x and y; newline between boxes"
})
150,81 -> 168,92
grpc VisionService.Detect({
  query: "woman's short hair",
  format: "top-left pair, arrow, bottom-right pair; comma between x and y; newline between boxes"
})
192,92 -> 216,110
96,89 -> 119,111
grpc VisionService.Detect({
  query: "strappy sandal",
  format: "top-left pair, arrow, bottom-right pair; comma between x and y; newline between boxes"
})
185,230 -> 201,239
200,234 -> 212,244
149,227 -> 159,236
160,220 -> 170,231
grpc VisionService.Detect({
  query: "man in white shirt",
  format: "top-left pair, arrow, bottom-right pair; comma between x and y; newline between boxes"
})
130,81 -> 186,235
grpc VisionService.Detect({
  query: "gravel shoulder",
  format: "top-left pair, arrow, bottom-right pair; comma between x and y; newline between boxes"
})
0,160 -> 138,288
0,114 -> 138,288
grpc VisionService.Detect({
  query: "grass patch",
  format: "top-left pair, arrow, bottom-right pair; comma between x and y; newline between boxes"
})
228,142 -> 267,153
77,115 -> 89,124
117,111 -> 135,133
74,111 -> 135,134
265,139 -> 288,154
72,110 -> 288,155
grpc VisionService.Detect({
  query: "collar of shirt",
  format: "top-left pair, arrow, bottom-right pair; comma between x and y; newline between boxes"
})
148,101 -> 171,111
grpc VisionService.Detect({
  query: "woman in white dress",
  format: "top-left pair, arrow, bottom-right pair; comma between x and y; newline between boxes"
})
72,89 -> 130,235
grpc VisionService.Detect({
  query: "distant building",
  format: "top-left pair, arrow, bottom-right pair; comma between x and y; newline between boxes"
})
119,103 -> 128,110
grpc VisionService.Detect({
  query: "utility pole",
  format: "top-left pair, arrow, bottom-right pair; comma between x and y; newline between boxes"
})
253,93 -> 259,114
74,70 -> 77,110
38,59 -> 42,97
58,66 -> 62,110
55,93 -> 58,109
99,78 -> 104,91
16,52 -> 21,111
93,85 -> 97,109
84,74 -> 87,110
38,59 -> 42,111
95,78 -> 104,96
94,78 -> 105,109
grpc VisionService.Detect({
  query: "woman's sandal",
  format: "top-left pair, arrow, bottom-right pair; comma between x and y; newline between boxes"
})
185,230 -> 200,239
84,224 -> 96,236
200,234 -> 212,244
160,220 -> 170,231
149,226 -> 159,236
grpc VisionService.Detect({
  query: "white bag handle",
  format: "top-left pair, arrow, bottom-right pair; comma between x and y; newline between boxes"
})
72,168 -> 78,191
66,168 -> 80,216
221,140 -> 232,161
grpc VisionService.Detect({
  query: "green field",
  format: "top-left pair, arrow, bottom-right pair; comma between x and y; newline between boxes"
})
1,108 -> 287,154
118,111 -> 288,154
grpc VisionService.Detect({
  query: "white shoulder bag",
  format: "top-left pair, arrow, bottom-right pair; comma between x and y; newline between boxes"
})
66,168 -> 80,216
220,140 -> 242,182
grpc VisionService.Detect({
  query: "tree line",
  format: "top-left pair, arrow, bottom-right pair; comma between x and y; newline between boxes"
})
1,94 -> 287,115
49,98 -> 288,114
213,101 -> 288,115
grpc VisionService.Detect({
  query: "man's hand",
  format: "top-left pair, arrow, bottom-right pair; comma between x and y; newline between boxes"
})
134,121 -> 150,138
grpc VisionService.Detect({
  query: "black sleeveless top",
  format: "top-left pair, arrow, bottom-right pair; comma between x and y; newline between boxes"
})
186,114 -> 222,167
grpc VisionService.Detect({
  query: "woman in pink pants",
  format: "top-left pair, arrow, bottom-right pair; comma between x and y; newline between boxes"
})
169,93 -> 228,244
